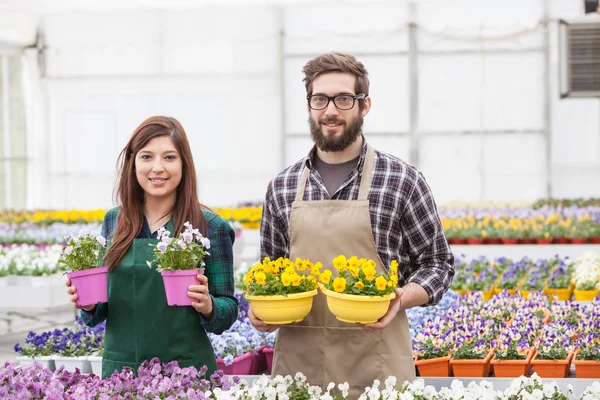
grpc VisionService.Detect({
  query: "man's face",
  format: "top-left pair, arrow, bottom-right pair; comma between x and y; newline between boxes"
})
308,72 -> 371,152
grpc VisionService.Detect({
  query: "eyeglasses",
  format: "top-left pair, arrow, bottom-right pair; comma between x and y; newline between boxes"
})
306,93 -> 367,110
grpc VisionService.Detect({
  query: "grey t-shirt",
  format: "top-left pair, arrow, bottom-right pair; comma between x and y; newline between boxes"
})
313,153 -> 360,197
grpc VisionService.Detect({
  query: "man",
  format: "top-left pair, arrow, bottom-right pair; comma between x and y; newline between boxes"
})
249,52 -> 454,397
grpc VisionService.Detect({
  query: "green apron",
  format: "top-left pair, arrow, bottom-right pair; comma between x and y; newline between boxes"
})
101,219 -> 217,378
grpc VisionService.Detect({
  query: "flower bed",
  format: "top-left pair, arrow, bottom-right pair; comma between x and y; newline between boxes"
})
450,253 -> 600,298
3,204 -> 600,243
412,287 -> 600,378
4,361 -> 600,399
441,205 -> 600,244
13,317 -> 105,372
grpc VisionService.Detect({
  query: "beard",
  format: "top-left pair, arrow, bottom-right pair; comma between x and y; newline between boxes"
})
309,114 -> 363,152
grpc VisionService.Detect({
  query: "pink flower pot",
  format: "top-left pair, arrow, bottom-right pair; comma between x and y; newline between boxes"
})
249,345 -> 267,374
263,347 -> 274,373
161,269 -> 203,306
67,267 -> 109,307
216,352 -> 253,375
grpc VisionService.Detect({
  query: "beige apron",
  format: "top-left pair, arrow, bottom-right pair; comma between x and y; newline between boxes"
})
272,145 -> 415,398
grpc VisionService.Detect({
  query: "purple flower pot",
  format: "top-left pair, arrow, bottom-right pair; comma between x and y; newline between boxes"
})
67,267 -> 108,307
161,269 -> 203,306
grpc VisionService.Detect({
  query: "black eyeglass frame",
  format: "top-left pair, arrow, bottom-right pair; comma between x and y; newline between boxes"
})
306,93 -> 367,110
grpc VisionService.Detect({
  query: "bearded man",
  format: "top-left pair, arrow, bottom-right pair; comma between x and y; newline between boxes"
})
250,52 -> 455,398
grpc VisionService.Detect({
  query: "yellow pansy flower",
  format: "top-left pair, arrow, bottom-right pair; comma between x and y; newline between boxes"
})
354,281 -> 365,290
311,262 -> 322,275
255,271 -> 267,285
348,265 -> 359,277
363,265 -> 376,281
281,271 -> 292,287
332,277 -> 347,293
390,260 -> 399,275
333,255 -> 347,271
375,276 -> 388,291
348,256 -> 360,269
285,265 -> 295,274
291,274 -> 302,287
319,270 -> 332,284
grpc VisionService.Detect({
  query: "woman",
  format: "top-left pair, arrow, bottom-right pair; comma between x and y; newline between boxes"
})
65,116 -> 238,378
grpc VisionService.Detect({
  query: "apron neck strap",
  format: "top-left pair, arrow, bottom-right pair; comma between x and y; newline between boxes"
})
295,144 -> 375,202
358,145 -> 374,200
295,167 -> 310,202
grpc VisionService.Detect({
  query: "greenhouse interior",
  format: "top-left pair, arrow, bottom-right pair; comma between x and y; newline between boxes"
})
1,0 -> 600,398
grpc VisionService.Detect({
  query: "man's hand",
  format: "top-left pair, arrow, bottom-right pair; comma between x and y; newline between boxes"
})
248,307 -> 281,333
361,288 -> 403,331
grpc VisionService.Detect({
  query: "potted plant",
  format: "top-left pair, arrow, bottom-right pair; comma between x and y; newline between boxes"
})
490,328 -> 535,377
51,328 -> 92,374
465,270 -> 495,301
450,336 -> 494,377
544,265 -> 573,301
413,327 -> 453,376
243,256 -> 320,324
13,330 -> 57,371
210,331 -> 255,375
147,222 -> 211,306
464,224 -> 485,245
59,231 -> 108,307
573,333 -> 600,378
588,218 -> 600,243
450,276 -> 467,296
531,324 -> 574,378
494,271 -> 519,296
319,255 -> 397,324
520,271 -> 545,298
573,279 -> 599,301
499,224 -> 521,245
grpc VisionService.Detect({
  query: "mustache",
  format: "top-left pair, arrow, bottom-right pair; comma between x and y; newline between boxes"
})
320,117 -> 345,124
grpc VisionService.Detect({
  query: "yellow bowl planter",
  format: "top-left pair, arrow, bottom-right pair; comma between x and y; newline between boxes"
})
245,289 -> 318,324
320,286 -> 396,324
573,289 -> 599,301
544,288 -> 573,301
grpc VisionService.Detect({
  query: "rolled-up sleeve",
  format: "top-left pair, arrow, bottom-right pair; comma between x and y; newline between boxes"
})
402,172 -> 455,306
199,216 -> 238,334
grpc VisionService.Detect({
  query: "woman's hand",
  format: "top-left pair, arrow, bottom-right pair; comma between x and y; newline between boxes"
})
65,277 -> 96,312
189,274 -> 213,319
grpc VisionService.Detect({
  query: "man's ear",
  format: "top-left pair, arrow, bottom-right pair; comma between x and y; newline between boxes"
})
361,96 -> 372,117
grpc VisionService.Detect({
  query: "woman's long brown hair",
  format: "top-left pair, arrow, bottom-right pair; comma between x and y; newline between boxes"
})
104,116 -> 207,272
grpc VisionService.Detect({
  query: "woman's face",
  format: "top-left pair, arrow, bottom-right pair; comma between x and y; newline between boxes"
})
135,136 -> 183,201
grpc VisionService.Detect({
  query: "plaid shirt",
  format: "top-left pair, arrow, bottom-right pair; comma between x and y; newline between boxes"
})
81,207 -> 238,334
260,138 -> 455,306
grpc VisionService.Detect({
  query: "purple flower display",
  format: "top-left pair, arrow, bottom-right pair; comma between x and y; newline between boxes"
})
0,358 -> 230,399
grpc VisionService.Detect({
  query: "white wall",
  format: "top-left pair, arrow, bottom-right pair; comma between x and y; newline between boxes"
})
37,7 -> 282,209
19,0 -> 600,208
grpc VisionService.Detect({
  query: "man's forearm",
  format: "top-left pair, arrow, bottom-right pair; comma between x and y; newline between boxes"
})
400,282 -> 429,310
